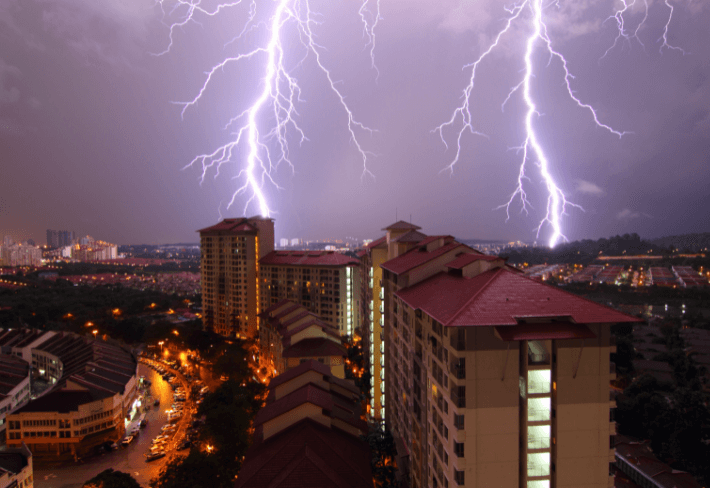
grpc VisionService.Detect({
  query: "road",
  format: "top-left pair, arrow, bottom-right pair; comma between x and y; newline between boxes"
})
34,363 -> 191,488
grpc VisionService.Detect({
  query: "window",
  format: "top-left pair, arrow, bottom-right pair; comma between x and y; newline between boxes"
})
454,414 -> 464,430
528,397 -> 551,422
451,386 -> 465,408
454,470 -> 465,486
454,442 -> 464,457
527,369 -> 551,394
451,357 -> 465,379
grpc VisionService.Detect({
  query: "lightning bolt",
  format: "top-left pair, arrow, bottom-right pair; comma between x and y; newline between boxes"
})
359,0 -> 382,78
659,0 -> 686,54
156,0 -> 376,217
602,0 -> 686,59
437,0 -> 634,248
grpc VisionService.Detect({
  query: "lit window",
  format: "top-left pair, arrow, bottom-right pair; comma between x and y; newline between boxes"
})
527,425 -> 551,449
527,370 -> 551,394
528,397 -> 551,422
527,452 -> 550,477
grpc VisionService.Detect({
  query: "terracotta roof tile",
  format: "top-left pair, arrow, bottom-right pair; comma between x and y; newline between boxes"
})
254,384 -> 333,427
266,360 -> 332,390
391,230 -> 428,243
261,251 -> 359,267
396,267 -> 641,327
236,418 -> 372,488
381,242 -> 466,275
446,252 -> 503,269
381,221 -> 422,231
197,218 -> 257,234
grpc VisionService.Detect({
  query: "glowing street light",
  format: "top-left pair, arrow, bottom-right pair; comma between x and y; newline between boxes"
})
92,329 -> 98,339
159,341 -> 164,352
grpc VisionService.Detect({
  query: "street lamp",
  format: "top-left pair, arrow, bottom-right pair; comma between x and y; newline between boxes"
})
92,329 -> 98,340
159,341 -> 164,352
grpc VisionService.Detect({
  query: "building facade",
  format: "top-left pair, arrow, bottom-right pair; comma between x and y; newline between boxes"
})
259,250 -> 360,338
0,245 -> 42,267
236,360 -> 371,488
46,230 -> 75,249
376,235 -> 639,488
1,330 -> 138,460
198,217 -> 275,339
259,300 -> 347,379
0,355 -> 31,443
357,221 -> 440,422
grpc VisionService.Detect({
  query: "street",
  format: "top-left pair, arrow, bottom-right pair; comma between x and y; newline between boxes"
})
34,363 -> 188,488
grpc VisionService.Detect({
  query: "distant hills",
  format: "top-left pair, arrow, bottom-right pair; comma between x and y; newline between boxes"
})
649,233 -> 710,252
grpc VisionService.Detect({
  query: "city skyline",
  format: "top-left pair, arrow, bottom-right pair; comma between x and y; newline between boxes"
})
0,1 -> 709,245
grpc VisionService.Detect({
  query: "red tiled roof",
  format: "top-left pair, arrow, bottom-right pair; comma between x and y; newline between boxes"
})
282,338 -> 346,358
381,221 -> 421,231
261,299 -> 294,317
446,252 -> 504,269
381,242 -> 466,275
392,230 -> 427,243
267,359 -> 332,390
416,235 -> 455,247
254,384 -> 333,427
273,303 -> 307,321
236,418 -> 373,488
364,235 -> 387,249
281,319 -> 339,341
197,218 -> 258,234
260,251 -> 359,267
396,267 -> 642,327
279,310 -> 318,329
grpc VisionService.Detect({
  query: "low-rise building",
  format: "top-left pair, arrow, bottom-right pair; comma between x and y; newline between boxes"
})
0,355 -> 31,443
236,360 -> 371,488
2,331 -> 138,460
0,443 -> 33,488
259,300 -> 346,379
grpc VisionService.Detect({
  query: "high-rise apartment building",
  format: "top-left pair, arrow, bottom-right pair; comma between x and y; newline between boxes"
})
0,244 -> 42,267
198,217 -> 274,339
46,230 -> 75,248
373,232 -> 639,488
259,250 -> 360,338
357,221 -> 430,422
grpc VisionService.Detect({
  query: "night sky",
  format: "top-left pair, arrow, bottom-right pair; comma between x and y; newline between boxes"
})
0,0 -> 708,245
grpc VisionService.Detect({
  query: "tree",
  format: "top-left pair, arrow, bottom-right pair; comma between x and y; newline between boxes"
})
83,469 -> 140,488
150,449 -> 231,488
363,425 -> 399,488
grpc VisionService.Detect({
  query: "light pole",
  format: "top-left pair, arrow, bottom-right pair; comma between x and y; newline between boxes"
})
159,341 -> 164,353
92,329 -> 98,340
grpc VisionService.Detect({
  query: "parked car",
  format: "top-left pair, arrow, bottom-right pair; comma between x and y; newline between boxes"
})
146,450 -> 166,462
121,435 -> 134,446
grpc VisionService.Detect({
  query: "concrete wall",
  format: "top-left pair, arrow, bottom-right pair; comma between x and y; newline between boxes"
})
555,324 -> 614,488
